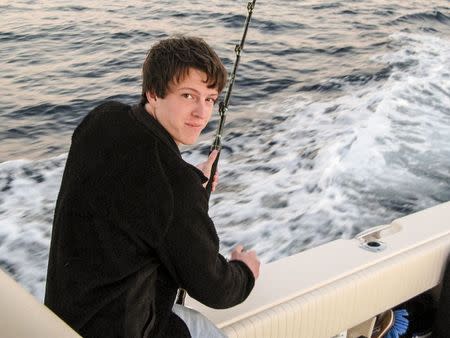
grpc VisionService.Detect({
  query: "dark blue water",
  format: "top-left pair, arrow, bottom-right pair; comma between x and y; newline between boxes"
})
1,0 -> 449,299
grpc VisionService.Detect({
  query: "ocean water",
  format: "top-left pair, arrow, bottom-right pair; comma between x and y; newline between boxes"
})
1,0 -> 449,301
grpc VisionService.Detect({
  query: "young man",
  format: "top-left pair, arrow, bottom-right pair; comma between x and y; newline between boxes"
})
45,36 -> 260,338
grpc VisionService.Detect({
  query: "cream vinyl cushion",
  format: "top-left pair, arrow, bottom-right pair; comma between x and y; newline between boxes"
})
0,268 -> 80,338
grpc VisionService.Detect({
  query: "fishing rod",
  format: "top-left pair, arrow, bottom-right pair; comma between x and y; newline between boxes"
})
205,0 -> 257,196
176,0 -> 257,306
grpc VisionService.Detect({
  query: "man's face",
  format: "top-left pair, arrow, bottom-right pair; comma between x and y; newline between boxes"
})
146,68 -> 219,145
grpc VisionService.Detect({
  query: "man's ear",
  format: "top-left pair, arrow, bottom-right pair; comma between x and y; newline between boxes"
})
146,91 -> 158,104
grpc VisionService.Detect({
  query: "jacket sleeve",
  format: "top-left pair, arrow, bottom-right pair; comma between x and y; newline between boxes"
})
156,163 -> 255,309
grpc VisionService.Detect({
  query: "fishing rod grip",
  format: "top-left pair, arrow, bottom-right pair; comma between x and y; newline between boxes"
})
205,149 -> 221,199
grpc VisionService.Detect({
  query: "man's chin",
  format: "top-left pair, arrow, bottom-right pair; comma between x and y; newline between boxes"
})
179,137 -> 199,146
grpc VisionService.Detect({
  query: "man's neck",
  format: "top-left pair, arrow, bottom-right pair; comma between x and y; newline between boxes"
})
144,102 -> 181,147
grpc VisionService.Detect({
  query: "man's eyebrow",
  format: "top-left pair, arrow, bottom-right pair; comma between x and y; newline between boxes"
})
177,87 -> 218,96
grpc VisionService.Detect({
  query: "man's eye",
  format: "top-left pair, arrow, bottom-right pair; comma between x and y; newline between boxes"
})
182,93 -> 194,99
206,98 -> 217,104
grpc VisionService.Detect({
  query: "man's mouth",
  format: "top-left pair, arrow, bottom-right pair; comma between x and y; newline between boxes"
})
185,122 -> 203,128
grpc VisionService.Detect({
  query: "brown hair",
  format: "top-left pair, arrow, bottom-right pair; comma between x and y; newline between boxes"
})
140,35 -> 227,104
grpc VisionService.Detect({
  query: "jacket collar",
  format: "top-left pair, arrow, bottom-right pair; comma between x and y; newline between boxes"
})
132,103 -> 209,184
132,103 -> 181,157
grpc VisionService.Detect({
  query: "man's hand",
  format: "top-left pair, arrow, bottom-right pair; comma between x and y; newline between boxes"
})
230,245 -> 260,279
196,150 -> 219,192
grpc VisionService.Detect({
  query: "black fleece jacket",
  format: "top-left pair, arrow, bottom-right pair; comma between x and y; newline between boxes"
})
44,101 -> 255,337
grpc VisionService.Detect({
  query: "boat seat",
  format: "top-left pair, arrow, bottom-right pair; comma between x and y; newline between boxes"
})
0,268 -> 80,338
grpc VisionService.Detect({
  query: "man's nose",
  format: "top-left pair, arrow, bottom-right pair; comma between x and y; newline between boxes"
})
193,101 -> 210,118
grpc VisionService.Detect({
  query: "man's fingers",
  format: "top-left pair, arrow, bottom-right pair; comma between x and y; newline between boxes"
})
229,245 -> 260,279
234,244 -> 244,253
208,150 -> 219,166
246,250 -> 256,257
212,173 -> 219,192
